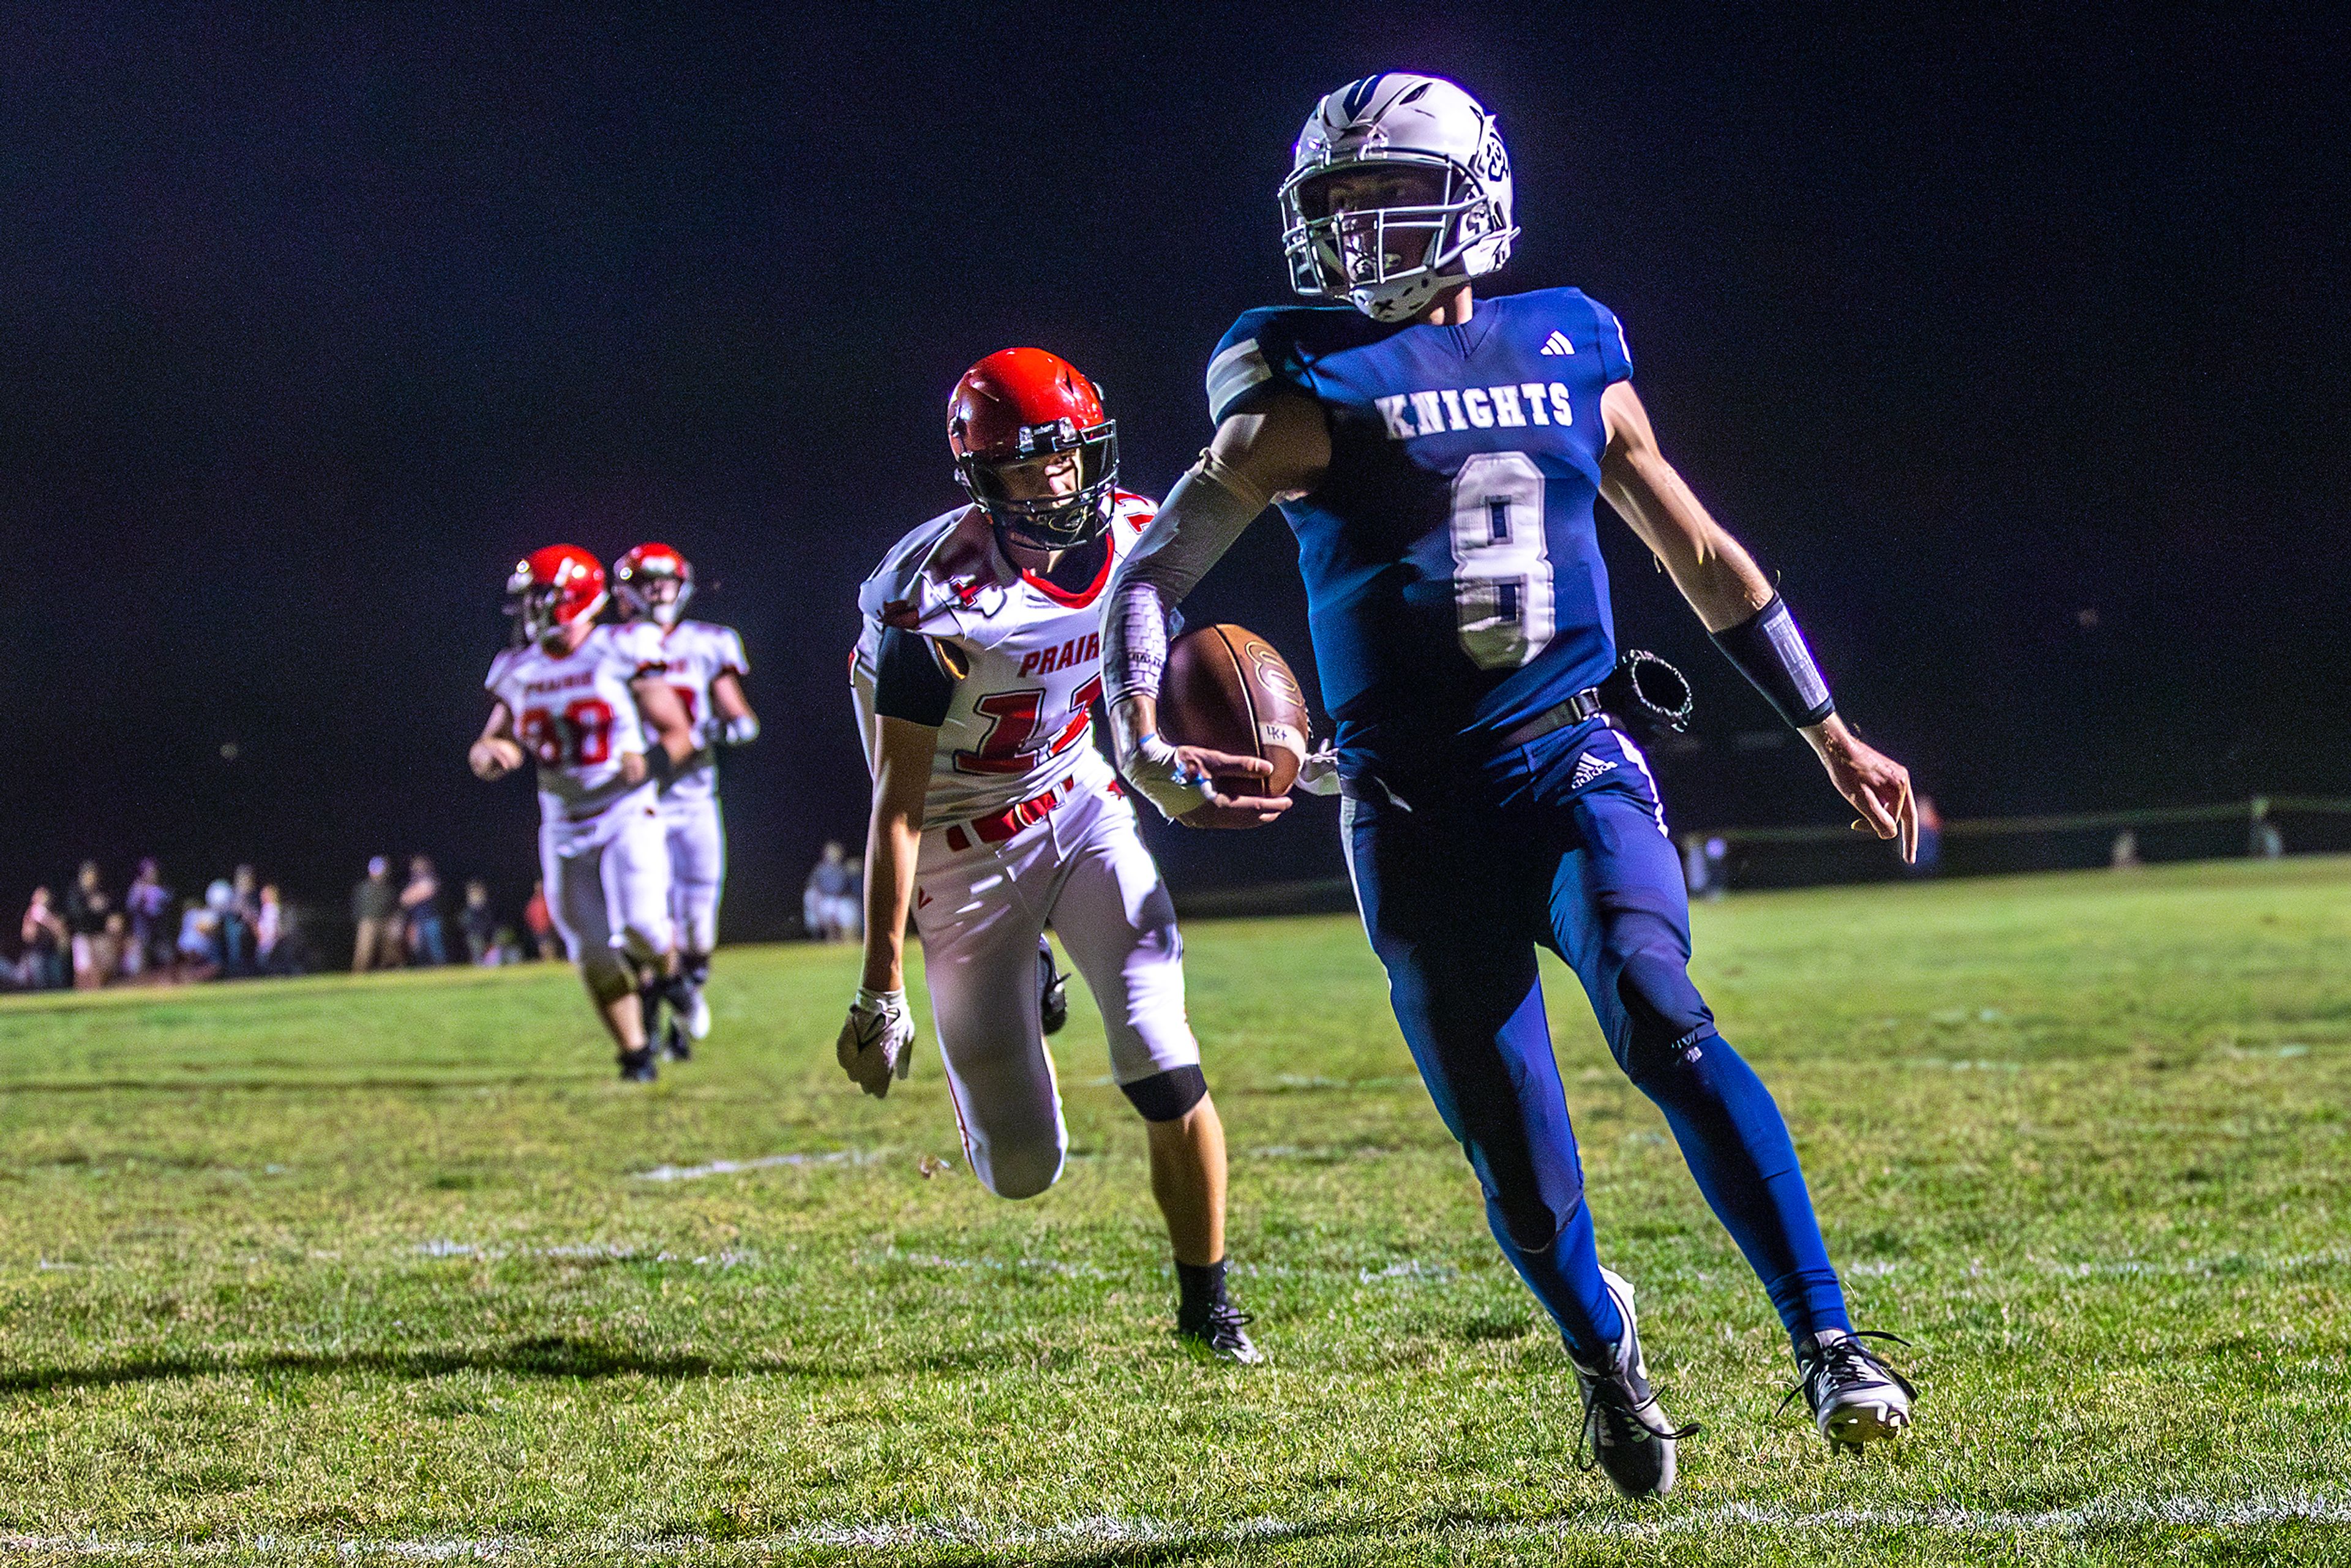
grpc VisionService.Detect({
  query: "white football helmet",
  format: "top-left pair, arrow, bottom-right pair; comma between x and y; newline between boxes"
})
1280,73 -> 1518,323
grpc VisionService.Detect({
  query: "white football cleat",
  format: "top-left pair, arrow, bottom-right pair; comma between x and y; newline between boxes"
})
686,987 -> 712,1041
1791,1329 -> 1915,1451
1571,1267 -> 1695,1499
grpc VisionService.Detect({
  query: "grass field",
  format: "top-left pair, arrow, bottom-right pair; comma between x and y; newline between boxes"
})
4,857 -> 2350,1564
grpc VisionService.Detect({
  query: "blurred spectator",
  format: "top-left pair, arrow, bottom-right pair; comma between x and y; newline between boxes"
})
257,883 -> 287,972
2249,798 -> 2284,859
2111,829 -> 2142,870
402,855 -> 446,966
212,875 -> 255,978
352,856 -> 400,971
227,866 -> 261,973
1910,796 -> 1945,876
178,893 -> 223,981
461,879 -> 498,965
1679,833 -> 1711,898
804,841 -> 859,941
523,879 -> 560,960
66,861 -> 114,988
124,859 -> 173,978
99,911 -> 128,981
19,887 -> 69,989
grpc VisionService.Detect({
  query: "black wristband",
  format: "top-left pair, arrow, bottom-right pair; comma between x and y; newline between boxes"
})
1710,594 -> 1835,728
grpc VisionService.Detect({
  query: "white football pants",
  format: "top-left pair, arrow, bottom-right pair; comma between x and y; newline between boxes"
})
661,793 -> 726,956
540,801 -> 673,968
913,776 -> 1199,1201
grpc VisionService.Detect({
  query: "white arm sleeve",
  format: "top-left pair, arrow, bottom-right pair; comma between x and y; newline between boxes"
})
1102,451 -> 1270,706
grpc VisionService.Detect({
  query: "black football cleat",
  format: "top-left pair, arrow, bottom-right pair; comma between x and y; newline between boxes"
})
661,1016 -> 692,1062
617,1045 -> 659,1083
1176,1302 -> 1264,1365
1038,939 -> 1069,1037
1572,1268 -> 1696,1500
1789,1329 -> 1915,1452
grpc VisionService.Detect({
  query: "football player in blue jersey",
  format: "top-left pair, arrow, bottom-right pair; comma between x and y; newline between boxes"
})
1101,73 -> 1918,1497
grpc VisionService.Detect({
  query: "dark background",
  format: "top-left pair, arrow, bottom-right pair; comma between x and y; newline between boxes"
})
2,4 -> 2344,939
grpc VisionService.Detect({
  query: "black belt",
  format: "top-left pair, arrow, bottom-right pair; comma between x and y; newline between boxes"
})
1498,688 -> 1606,749
1336,689 -> 1607,808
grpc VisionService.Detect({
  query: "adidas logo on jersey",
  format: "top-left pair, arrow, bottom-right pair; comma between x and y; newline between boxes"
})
1373,381 -> 1573,441
1540,330 -> 1575,356
1570,751 -> 1616,788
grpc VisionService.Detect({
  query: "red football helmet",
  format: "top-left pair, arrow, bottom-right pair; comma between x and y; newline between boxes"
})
506,544 -> 608,646
613,542 -> 694,626
948,347 -> 1119,550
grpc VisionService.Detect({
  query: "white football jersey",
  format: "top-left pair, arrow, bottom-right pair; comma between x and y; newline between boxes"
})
642,618 -> 748,803
485,623 -> 664,833
855,492 -> 1156,825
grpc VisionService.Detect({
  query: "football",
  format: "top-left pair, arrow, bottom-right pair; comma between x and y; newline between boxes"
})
1158,623 -> 1310,798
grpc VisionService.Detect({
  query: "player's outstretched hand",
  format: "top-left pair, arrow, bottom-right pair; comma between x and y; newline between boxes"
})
618,749 -> 649,786
469,737 -> 525,781
1124,733 -> 1293,829
1805,716 -> 1918,864
837,987 -> 916,1098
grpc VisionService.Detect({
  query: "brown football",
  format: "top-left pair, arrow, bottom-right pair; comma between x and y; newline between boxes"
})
1158,624 -> 1310,800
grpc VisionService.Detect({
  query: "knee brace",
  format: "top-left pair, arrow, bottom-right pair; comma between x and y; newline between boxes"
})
1119,1064 -> 1209,1123
579,948 -> 636,1005
1482,1159 -> 1588,1255
617,922 -> 667,967
1608,917 -> 1717,1081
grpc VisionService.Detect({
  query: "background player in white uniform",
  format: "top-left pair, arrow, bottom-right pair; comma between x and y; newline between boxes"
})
841,348 -> 1258,1360
470,544 -> 699,1081
612,542 -> 759,1058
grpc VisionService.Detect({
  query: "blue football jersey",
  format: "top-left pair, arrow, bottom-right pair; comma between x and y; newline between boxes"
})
1206,287 -> 1635,767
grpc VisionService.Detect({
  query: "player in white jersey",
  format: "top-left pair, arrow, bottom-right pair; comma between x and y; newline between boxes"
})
470,544 -> 700,1081
841,348 -> 1260,1360
613,542 -> 760,1059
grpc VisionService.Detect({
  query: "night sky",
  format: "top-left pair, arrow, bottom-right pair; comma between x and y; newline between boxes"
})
3,5 -> 2344,938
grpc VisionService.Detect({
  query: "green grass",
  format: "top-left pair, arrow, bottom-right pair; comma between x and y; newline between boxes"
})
4,857 -> 2350,1564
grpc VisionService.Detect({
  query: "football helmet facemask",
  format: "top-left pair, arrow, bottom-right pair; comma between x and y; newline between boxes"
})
613,542 -> 694,627
948,347 -> 1120,552
1280,73 -> 1518,323
506,544 -> 608,648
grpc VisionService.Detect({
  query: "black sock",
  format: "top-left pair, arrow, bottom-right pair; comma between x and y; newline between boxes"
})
1177,1258 -> 1229,1324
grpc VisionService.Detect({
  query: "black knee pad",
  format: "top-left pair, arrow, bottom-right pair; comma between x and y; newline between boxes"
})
1486,1176 -> 1586,1255
1611,924 -> 1717,1081
1120,1065 -> 1209,1123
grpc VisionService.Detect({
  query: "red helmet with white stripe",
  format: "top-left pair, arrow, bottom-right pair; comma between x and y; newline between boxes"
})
948,347 -> 1120,551
613,542 -> 694,627
506,545 -> 607,647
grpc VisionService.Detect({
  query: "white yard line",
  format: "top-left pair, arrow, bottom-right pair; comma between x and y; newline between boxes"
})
629,1150 -> 880,1183
4,1493 -> 2347,1558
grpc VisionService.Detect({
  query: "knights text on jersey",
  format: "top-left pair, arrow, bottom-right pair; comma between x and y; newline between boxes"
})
484,623 -> 662,830
1205,287 -> 1635,768
649,619 -> 749,802
853,493 -> 1156,825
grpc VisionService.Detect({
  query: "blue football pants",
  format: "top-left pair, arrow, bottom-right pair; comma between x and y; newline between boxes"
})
1341,719 -> 1850,1362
